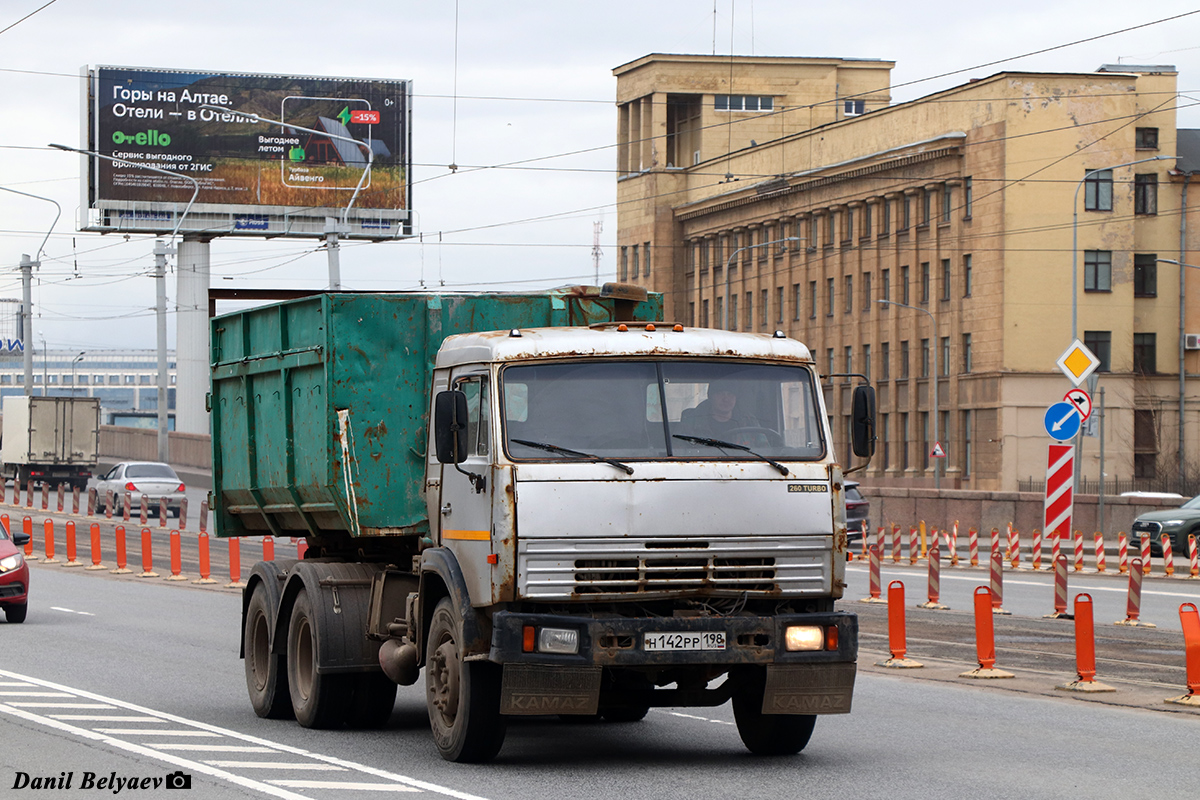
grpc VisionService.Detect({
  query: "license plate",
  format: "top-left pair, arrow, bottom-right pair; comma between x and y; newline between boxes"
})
643,632 -> 726,651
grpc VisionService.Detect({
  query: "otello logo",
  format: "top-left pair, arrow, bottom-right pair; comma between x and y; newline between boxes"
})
111,130 -> 172,146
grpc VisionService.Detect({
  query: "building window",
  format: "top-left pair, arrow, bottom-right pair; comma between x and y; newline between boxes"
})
809,216 -> 818,248
715,297 -> 723,330
941,259 -> 951,300
962,410 -> 972,478
761,289 -> 769,328
701,299 -> 709,327
881,413 -> 890,469
941,337 -> 950,376
0,375 -> 9,385
921,412 -> 930,470
1084,250 -> 1112,292
744,291 -> 753,330
1133,333 -> 1157,374
901,413 -> 910,470
826,214 -> 835,247
862,271 -> 872,310
920,262 -> 930,303
715,94 -> 774,112
1136,127 -> 1159,150
1084,169 -> 1113,211
881,198 -> 891,235
1134,409 -> 1157,479
620,246 -> 628,280
963,177 -> 973,218
827,277 -> 835,316
826,348 -> 835,378
862,204 -> 872,239
809,280 -> 817,319
688,302 -> 695,326
900,340 -> 910,379
844,345 -> 853,375
775,286 -> 783,324
631,245 -> 639,279
1134,254 -> 1157,297
921,190 -> 931,226
962,333 -> 972,373
881,342 -> 890,380
963,254 -> 973,297
921,338 -> 930,377
844,99 -> 865,116
901,265 -> 910,305
844,275 -> 853,313
901,196 -> 911,231
729,294 -> 738,331
1083,330 -> 1112,372
843,209 -> 853,243
881,268 -> 891,301
643,241 -> 651,277
1134,174 -> 1158,215
1135,453 -> 1158,480
942,186 -> 952,223
863,344 -> 872,381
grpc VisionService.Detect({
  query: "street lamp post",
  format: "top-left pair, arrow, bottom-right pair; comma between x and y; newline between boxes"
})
71,352 -> 85,397
38,332 -> 47,396
722,237 -> 803,330
1157,258 -> 1200,491
878,298 -> 940,489
0,186 -> 60,398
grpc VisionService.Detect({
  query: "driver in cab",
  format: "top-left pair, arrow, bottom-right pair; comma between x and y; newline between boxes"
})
679,380 -> 760,440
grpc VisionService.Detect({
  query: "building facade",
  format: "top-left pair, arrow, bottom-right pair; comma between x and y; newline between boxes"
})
615,54 -> 1200,492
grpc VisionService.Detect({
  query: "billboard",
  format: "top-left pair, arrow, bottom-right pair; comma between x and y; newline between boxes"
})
82,66 -> 412,240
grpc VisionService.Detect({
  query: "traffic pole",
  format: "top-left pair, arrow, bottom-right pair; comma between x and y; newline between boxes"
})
179,497 -> 188,531
1050,529 -> 1063,571
891,524 -> 901,564
919,536 -> 949,610
24,478 -> 33,508
110,525 -> 131,574
1114,558 -> 1155,627
960,587 -> 1014,679
1165,603 -> 1200,706
296,538 -> 308,559
989,527 -> 1000,563
55,483 -> 64,513
159,497 -> 168,528
909,526 -> 919,565
263,535 -> 275,562
1117,532 -> 1129,574
165,530 -> 186,581
877,581 -> 923,668
1094,532 -> 1107,573
138,527 -> 159,578
41,519 -> 58,564
860,545 -> 885,603
1009,527 -> 1021,570
87,487 -> 96,518
969,526 -> 979,567
22,516 -> 32,557
139,494 -> 148,526
948,521 -> 959,567
63,521 -> 82,567
40,482 -> 48,511
1162,534 -> 1176,577
1044,554 -> 1072,619
1188,534 -> 1199,579
1031,528 -> 1043,571
199,500 -> 208,535
104,490 -> 113,520
989,542 -> 1010,614
122,491 -> 131,523
1141,533 -> 1151,575
193,532 -> 217,585
71,485 -> 80,516
1073,529 -> 1085,572
85,522 -> 105,570
1057,593 -> 1115,692
226,537 -> 244,588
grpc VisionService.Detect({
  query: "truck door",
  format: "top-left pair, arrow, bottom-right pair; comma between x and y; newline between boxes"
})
438,371 -> 494,605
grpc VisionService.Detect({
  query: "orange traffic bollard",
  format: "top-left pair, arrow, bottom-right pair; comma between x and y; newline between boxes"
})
22,516 -> 33,556
111,525 -> 131,574
63,521 -> 82,567
86,522 -> 105,570
193,533 -> 216,584
1166,603 -> 1200,706
960,587 -> 1014,679
297,538 -> 308,559
263,536 -> 275,561
166,530 -> 186,581
226,537 -> 244,588
42,519 -> 58,564
1058,593 -> 1114,692
138,527 -> 159,578
877,580 -> 922,668
0,514 -> 7,536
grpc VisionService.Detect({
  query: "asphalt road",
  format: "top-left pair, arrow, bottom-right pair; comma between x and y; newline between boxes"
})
1,557 -> 1198,800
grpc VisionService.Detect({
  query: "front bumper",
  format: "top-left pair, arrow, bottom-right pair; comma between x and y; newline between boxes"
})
490,609 -> 857,667
0,569 -> 29,605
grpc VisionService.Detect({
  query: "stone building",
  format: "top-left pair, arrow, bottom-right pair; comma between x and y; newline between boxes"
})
614,53 -> 1200,492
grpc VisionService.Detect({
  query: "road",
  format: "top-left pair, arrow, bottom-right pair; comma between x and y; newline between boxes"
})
1,557 -> 1197,800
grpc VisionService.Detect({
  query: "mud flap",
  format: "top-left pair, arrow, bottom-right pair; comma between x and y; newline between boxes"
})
762,663 -> 856,714
499,665 -> 601,715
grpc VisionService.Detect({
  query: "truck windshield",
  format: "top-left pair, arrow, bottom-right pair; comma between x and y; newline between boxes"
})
501,360 -> 825,462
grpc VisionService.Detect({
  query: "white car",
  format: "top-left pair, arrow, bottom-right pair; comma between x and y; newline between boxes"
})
95,461 -> 186,517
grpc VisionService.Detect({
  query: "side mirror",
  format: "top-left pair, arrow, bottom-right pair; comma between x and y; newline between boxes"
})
851,384 -> 876,458
11,531 -> 30,548
434,390 -> 469,464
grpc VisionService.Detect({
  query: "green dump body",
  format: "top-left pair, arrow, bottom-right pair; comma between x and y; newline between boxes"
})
209,288 -> 662,539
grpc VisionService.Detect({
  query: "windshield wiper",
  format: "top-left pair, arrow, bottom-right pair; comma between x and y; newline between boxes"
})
672,434 -> 790,476
510,438 -> 634,475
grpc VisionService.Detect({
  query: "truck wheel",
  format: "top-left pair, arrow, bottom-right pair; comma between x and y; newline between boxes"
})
602,705 -> 650,723
426,597 -> 506,762
732,668 -> 816,755
4,603 -> 27,624
287,588 -> 351,728
344,672 -> 398,729
244,583 -> 292,720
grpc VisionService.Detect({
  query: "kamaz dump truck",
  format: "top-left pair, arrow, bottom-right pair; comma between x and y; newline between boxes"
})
211,285 -> 874,762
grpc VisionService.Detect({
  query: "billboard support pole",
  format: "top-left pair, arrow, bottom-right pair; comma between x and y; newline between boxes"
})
324,218 -> 345,291
154,240 -> 171,463
20,255 -> 33,397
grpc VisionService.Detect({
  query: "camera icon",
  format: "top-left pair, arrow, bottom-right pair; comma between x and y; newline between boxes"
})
165,771 -> 192,790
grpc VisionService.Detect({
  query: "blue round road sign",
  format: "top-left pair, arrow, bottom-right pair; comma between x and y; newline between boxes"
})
1044,401 -> 1081,441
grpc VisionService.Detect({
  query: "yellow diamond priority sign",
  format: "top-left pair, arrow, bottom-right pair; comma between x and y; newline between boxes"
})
1056,339 -> 1100,386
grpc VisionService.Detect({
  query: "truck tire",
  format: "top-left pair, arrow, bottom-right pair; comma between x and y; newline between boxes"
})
4,603 -> 27,624
286,588 -> 351,728
344,672 -> 398,729
602,705 -> 650,723
426,598 -> 506,762
732,668 -> 816,755
244,583 -> 292,720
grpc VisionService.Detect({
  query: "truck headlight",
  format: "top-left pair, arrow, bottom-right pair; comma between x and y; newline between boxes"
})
0,553 -> 22,572
537,627 -> 580,655
784,625 -> 825,651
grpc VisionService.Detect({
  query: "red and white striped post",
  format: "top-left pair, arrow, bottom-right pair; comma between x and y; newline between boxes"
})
159,497 -> 168,528
1188,534 -> 1198,579
139,495 -> 148,526
891,524 -> 901,564
1009,527 -> 1021,570
919,536 -> 949,610
199,500 -> 209,535
1115,558 -> 1155,627
1050,529 -> 1063,570
24,478 -> 33,508
104,490 -> 114,520
40,482 -> 49,511
55,483 -> 64,513
1163,534 -> 1176,577
861,545 -> 885,603
989,527 -> 1000,563
1005,522 -> 1015,562
1073,529 -> 1085,573
72,485 -> 80,516
969,526 -> 980,568
87,487 -> 96,517
122,491 -> 132,523
989,542 -> 1010,614
909,526 -> 920,565
179,497 -> 188,531
1044,554 -> 1071,619
947,521 -> 959,567
1044,443 -> 1075,559
1117,532 -> 1129,575
1031,528 -> 1043,571
1094,532 -> 1107,573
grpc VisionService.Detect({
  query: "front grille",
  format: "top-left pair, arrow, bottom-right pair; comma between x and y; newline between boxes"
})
0,583 -> 26,598
519,536 -> 831,599
1132,521 -> 1162,534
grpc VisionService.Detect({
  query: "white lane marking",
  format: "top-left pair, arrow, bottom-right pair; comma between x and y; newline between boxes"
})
205,762 -> 348,771
0,668 -> 492,800
50,606 -> 95,616
49,715 -> 160,721
847,565 -> 1200,598
0,691 -> 74,697
270,781 -> 420,792
94,729 -> 221,736
0,681 -> 36,686
653,709 -> 736,726
6,702 -> 116,708
152,745 -> 279,753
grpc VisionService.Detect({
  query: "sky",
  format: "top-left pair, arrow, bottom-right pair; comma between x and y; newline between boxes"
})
3,0 -> 1200,352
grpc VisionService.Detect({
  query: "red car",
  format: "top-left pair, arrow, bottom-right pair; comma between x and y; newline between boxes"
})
0,523 -> 30,624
